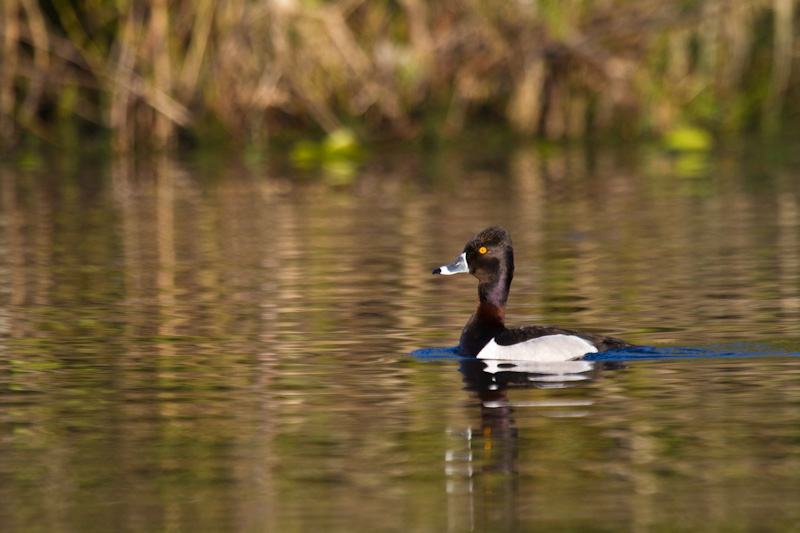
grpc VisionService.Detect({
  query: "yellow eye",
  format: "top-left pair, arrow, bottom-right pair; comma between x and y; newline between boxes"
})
479,246 -> 487,254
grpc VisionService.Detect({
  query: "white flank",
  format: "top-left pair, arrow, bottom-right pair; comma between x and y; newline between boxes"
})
477,334 -> 598,362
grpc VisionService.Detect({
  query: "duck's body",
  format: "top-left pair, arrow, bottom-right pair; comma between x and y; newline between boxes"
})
433,226 -> 632,361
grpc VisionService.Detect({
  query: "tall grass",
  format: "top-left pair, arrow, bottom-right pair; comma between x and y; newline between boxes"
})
0,0 -> 797,150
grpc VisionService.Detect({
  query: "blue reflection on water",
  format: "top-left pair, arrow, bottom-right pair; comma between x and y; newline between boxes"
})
409,342 -> 800,396
408,343 -> 800,362
585,343 -> 800,361
406,346 -> 463,360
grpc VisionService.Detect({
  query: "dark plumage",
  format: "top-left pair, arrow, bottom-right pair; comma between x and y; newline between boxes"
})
433,226 -> 633,360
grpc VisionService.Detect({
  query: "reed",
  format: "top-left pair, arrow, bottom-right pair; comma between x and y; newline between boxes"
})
0,0 -> 797,150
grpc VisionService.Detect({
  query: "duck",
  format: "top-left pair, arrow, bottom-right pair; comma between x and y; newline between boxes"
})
433,226 -> 633,361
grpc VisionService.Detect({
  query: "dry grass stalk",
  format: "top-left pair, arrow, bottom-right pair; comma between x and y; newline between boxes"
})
0,0 -> 797,149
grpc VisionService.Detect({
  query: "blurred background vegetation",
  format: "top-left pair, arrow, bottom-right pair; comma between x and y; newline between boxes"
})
1,0 -> 798,151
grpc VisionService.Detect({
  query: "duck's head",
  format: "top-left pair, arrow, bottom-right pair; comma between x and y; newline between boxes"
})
433,226 -> 514,289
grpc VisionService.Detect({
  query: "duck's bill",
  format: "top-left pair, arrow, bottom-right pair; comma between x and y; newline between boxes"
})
432,252 -> 469,275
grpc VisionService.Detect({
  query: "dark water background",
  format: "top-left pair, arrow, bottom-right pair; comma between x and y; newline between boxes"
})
2,143 -> 800,531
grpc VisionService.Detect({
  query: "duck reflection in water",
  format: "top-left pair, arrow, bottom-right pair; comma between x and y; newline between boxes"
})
444,357 -> 624,531
457,358 -> 597,475
456,357 -> 619,472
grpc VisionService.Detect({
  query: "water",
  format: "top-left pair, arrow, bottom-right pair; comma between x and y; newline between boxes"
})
2,145 -> 800,531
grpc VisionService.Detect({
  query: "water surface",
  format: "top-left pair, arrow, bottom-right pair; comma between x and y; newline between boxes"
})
1,146 -> 800,531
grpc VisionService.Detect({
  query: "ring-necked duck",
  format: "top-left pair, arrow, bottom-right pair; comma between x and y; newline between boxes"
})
433,226 -> 633,361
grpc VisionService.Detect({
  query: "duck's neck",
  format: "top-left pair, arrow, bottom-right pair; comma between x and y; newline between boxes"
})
459,274 -> 511,356
478,274 -> 510,310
